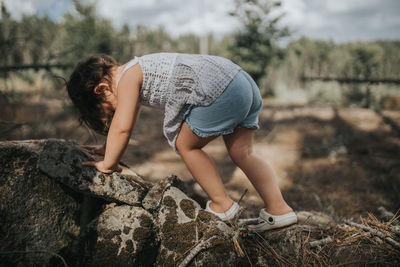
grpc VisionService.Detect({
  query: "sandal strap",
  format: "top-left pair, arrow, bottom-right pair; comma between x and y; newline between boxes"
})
259,209 -> 296,224
205,201 -> 239,221
246,209 -> 298,232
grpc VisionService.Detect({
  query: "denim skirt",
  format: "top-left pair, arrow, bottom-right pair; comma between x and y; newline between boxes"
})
184,70 -> 262,137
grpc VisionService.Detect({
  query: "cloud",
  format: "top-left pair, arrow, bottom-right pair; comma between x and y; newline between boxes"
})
2,0 -> 37,18
2,0 -> 72,20
281,0 -> 400,42
96,0 -> 238,36
2,0 -> 400,42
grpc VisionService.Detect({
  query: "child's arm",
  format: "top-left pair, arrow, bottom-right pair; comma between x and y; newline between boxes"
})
83,66 -> 141,173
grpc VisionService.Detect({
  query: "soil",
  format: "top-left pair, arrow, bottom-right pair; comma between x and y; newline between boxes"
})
1,96 -> 399,220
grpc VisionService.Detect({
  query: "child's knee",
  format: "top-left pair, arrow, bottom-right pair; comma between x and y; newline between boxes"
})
176,137 -> 188,154
228,145 -> 253,166
176,135 -> 199,154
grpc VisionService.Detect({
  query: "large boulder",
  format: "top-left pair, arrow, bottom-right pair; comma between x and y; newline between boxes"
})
0,139 -> 151,266
38,139 -> 149,205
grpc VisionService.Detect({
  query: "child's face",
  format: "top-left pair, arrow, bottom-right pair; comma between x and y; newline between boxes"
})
102,89 -> 117,111
95,82 -> 117,112
99,93 -> 117,123
99,96 -> 115,128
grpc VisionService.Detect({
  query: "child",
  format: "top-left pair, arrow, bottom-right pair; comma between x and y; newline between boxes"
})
67,53 -> 297,231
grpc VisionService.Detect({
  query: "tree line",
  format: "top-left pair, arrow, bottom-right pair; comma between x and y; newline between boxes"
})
267,37 -> 400,94
1,0 -> 399,96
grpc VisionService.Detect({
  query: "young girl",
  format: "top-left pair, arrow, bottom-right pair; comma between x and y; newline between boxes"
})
67,53 -> 297,231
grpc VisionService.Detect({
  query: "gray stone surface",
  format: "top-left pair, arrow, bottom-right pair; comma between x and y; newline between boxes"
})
90,204 -> 157,266
142,174 -> 184,212
156,186 -> 239,266
38,139 -> 149,205
0,140 -> 82,266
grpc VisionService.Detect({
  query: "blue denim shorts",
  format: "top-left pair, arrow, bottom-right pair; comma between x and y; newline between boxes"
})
184,70 -> 262,137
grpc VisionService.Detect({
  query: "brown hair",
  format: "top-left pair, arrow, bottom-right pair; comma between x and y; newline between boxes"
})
66,54 -> 118,135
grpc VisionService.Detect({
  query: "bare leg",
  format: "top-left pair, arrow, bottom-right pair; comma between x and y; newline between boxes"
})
176,122 -> 234,213
223,127 -> 293,215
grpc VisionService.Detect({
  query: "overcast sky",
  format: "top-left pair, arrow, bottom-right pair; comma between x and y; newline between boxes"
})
3,0 -> 400,43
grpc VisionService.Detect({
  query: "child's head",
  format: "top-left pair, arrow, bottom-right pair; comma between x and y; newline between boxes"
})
66,54 -> 117,135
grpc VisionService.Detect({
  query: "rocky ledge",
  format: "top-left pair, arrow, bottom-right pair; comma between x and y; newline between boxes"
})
0,139 -> 399,266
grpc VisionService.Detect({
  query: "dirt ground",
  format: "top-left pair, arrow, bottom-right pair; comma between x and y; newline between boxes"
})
1,95 -> 399,220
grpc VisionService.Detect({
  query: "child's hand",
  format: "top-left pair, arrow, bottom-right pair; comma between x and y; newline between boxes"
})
82,160 -> 122,174
81,144 -> 105,156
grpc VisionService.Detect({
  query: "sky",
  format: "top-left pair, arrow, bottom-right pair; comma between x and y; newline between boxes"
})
2,0 -> 400,43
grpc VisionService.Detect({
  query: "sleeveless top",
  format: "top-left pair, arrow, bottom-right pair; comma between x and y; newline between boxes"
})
119,53 -> 241,152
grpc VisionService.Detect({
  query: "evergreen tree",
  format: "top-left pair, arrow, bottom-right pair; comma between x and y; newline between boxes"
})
229,0 -> 289,85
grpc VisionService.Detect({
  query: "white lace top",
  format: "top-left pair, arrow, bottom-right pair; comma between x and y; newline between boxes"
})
120,53 -> 241,152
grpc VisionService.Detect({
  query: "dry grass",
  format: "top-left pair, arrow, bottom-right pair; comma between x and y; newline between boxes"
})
232,212 -> 400,266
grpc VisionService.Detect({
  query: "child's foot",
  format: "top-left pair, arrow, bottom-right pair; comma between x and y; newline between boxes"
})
205,200 -> 240,221
239,209 -> 297,232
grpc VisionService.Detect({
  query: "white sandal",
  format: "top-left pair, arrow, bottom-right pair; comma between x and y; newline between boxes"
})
239,209 -> 297,232
205,200 -> 240,221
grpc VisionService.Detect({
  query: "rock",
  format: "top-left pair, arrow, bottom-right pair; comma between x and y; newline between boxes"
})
90,205 -> 157,266
38,139 -> 148,205
156,186 -> 240,266
142,174 -> 184,212
0,140 -> 82,266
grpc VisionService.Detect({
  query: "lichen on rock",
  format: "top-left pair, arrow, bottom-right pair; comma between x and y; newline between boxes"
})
142,174 -> 185,212
0,140 -> 82,266
38,138 -> 148,205
156,186 -> 238,266
91,205 -> 157,266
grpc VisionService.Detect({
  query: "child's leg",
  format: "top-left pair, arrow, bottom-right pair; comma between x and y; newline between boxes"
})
176,122 -> 234,213
223,127 -> 293,215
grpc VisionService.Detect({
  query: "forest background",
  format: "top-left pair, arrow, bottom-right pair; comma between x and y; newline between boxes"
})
1,0 -> 399,109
